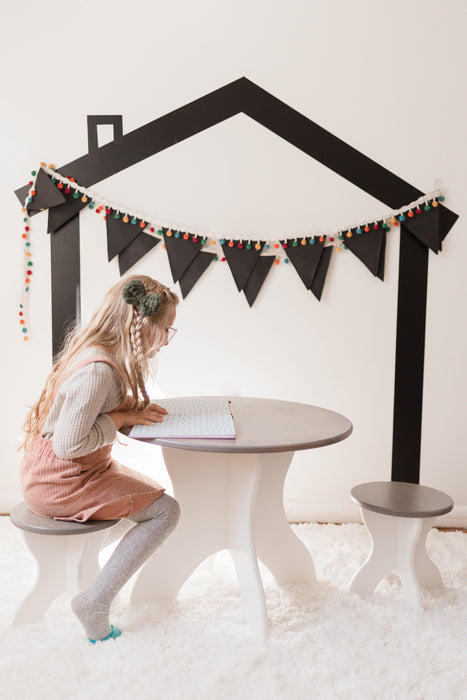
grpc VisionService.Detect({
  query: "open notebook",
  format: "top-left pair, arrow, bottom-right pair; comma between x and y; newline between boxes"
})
128,397 -> 236,439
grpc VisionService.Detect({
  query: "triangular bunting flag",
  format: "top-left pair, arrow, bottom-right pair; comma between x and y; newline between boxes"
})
179,251 -> 216,298
401,206 -> 441,253
344,226 -> 386,280
47,188 -> 89,233
310,245 -> 332,301
243,256 -> 275,307
107,212 -> 144,261
221,241 -> 264,291
27,169 -> 66,214
118,232 -> 160,275
283,237 -> 325,289
163,229 -> 203,283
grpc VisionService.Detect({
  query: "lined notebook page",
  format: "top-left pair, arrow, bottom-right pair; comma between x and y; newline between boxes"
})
128,398 -> 236,439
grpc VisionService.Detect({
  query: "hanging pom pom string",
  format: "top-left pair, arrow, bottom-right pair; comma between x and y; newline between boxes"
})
18,163 -> 445,339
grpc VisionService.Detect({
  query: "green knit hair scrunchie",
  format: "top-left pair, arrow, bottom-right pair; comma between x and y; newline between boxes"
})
122,279 -> 162,317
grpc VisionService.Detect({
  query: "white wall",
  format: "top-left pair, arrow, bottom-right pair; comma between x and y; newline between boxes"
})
1,0 -> 466,524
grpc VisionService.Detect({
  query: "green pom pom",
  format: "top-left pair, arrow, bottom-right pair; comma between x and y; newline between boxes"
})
138,292 -> 162,317
122,279 -> 146,305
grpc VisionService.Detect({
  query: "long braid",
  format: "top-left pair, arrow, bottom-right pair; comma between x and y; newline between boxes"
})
129,309 -> 150,407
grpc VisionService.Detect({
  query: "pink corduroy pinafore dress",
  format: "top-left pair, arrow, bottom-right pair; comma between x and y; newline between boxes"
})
20,354 -> 164,522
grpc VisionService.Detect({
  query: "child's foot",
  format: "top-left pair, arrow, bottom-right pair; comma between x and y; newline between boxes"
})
88,625 -> 121,644
71,590 -> 113,641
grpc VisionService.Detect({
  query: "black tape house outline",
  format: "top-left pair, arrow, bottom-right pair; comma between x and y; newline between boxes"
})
15,77 -> 459,483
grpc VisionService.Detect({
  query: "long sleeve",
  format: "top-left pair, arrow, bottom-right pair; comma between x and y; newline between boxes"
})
46,362 -> 122,459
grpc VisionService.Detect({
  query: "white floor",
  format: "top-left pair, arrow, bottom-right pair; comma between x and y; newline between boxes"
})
1,517 -> 466,700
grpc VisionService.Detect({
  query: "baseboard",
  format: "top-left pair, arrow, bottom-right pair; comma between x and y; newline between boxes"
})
284,500 -> 467,528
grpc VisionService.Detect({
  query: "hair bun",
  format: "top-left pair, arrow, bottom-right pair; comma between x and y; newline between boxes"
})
122,279 -> 146,305
138,292 -> 162,317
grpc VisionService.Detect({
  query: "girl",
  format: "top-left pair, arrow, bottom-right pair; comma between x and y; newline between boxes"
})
20,275 -> 181,643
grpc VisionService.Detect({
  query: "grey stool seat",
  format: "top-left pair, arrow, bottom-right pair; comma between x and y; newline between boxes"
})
350,482 -> 454,610
10,502 -> 119,626
10,502 -> 118,535
351,481 -> 454,519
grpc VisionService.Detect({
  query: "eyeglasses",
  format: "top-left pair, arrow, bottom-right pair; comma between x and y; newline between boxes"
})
157,322 -> 177,343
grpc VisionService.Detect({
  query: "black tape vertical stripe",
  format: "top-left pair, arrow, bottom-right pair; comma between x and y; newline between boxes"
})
391,225 -> 429,482
50,216 -> 81,358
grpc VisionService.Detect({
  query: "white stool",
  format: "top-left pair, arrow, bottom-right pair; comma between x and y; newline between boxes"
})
349,481 -> 453,610
10,502 -> 118,625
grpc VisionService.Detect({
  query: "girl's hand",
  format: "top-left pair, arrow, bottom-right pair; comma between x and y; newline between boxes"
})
107,403 -> 168,430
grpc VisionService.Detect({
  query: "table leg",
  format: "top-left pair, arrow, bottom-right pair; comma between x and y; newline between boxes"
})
254,452 -> 316,584
226,454 -> 268,638
130,449 -> 228,606
131,449 -> 269,637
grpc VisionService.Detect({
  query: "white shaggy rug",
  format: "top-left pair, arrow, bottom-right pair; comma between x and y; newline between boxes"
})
0,517 -> 466,700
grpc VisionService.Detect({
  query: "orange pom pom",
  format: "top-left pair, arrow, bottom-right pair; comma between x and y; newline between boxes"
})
40,161 -> 46,167
228,241 -> 234,247
140,222 -> 146,228
346,231 -> 353,238
432,200 -> 438,207
162,244 -> 166,250
167,229 -> 173,237
255,243 -> 261,250
48,163 -> 55,169
274,243 -> 279,249
301,238 -> 307,246
81,196 -> 88,203
57,183 -> 63,189
123,216 -> 129,223
274,258 -> 280,265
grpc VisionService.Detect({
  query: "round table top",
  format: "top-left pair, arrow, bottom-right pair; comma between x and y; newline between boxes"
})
351,481 -> 454,518
129,396 -> 352,454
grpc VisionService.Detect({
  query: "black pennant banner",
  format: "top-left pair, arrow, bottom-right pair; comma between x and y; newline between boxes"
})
106,212 -> 144,261
344,226 -> 386,280
18,163 -> 450,309
401,206 -> 441,253
163,228 -> 203,282
310,245 -> 332,300
284,237 -> 326,289
179,251 -> 216,298
243,256 -> 275,307
221,240 -> 264,291
118,232 -> 160,276
47,189 -> 89,234
28,169 -> 66,214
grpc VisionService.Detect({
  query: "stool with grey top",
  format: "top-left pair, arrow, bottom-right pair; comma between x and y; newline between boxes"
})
10,502 -> 118,625
350,482 -> 453,609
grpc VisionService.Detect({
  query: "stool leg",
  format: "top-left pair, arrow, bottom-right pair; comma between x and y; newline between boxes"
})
413,518 -> 443,590
13,532 -> 67,625
396,517 -> 424,610
350,509 -> 397,600
65,531 -> 107,595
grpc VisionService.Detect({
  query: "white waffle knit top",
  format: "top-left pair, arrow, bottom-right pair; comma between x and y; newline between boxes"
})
42,348 -> 124,460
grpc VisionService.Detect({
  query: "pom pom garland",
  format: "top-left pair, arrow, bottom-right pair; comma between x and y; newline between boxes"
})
18,163 -> 445,340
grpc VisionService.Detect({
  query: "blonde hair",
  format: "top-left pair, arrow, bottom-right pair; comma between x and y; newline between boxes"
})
21,275 -> 179,452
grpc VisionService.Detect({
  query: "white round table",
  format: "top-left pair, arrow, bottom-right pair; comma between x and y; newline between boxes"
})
126,396 -> 352,638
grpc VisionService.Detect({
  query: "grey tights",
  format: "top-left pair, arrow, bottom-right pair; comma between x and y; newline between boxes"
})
71,494 -> 180,640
